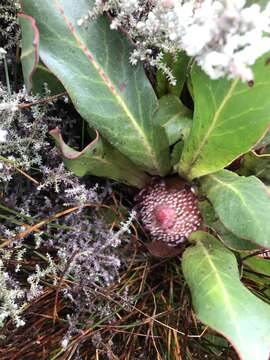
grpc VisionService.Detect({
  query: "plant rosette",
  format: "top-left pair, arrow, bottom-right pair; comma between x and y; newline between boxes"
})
19,1 -> 270,359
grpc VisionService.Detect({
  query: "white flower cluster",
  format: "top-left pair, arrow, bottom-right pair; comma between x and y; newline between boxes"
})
102,0 -> 270,81
143,0 -> 270,81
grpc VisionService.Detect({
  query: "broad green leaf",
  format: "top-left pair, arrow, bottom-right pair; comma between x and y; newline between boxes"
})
20,0 -> 170,176
18,13 -> 39,92
200,170 -> 270,247
198,200 -> 257,251
154,95 -> 192,145
50,128 -> 150,188
182,231 -> 270,360
212,220 -> 258,251
177,53 -> 270,180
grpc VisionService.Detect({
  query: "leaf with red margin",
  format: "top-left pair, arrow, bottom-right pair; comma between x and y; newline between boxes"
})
182,231 -> 270,360
20,0 -> 170,176
18,13 -> 39,92
50,128 -> 150,188
19,13 -> 65,94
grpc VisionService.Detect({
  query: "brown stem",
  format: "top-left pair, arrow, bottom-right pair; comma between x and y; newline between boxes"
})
17,91 -> 67,109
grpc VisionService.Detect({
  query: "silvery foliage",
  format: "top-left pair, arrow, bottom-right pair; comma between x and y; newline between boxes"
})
0,84 -> 59,178
0,259 -> 26,328
0,82 -> 133,330
0,0 -> 20,50
83,0 -> 270,82
0,0 -> 132,342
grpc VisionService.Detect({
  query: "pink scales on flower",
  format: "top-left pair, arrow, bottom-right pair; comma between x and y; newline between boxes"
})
136,179 -> 202,246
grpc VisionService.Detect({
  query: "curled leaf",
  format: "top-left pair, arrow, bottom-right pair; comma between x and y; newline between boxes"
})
18,13 -> 39,92
50,128 -> 150,188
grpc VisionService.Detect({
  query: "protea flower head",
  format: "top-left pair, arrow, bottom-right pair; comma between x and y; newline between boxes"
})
136,178 -> 202,247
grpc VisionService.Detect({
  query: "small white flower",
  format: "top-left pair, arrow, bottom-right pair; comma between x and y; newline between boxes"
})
0,128 -> 8,142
